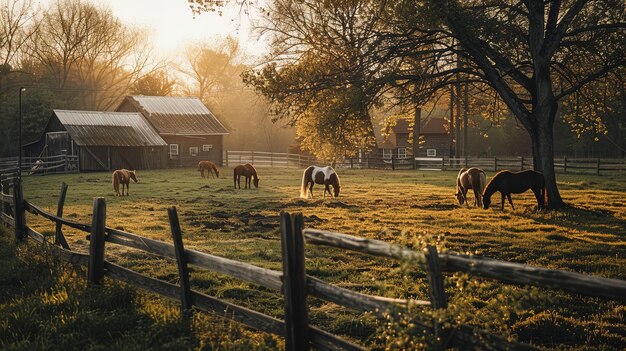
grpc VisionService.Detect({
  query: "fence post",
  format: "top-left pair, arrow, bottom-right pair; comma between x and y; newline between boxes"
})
168,206 -> 193,312
425,245 -> 448,349
55,182 -> 70,249
12,177 -> 26,241
88,197 -> 106,285
441,157 -> 445,171
597,158 -> 601,176
280,211 -> 310,351
391,155 -> 395,171
563,157 -> 567,174
494,157 -> 498,172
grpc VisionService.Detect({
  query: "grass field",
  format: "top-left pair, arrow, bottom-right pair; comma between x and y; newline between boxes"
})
6,167 -> 626,349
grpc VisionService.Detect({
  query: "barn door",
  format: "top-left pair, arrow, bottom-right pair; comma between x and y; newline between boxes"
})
45,132 -> 71,156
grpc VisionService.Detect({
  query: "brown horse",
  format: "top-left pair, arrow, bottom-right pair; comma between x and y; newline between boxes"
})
198,160 -> 219,178
482,170 -> 545,210
455,167 -> 487,207
112,169 -> 138,196
234,164 -> 259,189
300,165 -> 340,198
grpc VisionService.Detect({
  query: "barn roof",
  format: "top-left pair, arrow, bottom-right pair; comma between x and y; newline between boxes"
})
375,117 -> 449,148
121,96 -> 229,136
53,110 -> 167,147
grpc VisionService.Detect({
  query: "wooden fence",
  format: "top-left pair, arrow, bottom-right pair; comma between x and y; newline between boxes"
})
2,179 -> 626,350
224,150 -> 317,168
335,156 -> 626,175
0,154 -> 79,176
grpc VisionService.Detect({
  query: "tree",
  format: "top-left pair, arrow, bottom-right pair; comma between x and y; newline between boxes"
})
130,69 -> 176,96
0,0 -> 37,93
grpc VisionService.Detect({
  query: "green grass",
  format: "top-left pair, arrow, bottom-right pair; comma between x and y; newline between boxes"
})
9,167 -> 626,349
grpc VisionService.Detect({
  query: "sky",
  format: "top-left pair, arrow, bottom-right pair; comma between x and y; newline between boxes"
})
36,0 -> 269,58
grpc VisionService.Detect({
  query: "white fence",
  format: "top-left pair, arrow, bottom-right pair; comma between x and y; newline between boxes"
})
224,151 -> 317,168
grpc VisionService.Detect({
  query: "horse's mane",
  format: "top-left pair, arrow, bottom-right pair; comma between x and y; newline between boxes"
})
482,172 -> 500,197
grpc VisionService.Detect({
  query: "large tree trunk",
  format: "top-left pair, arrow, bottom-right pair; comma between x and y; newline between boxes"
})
530,108 -> 565,209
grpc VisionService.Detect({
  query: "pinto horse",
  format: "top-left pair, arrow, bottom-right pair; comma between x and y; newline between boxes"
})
198,160 -> 219,178
234,164 -> 259,189
455,167 -> 487,207
482,170 -> 545,210
112,169 -> 138,196
300,165 -> 340,199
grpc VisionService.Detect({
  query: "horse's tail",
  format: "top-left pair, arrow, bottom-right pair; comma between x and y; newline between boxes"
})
112,172 -> 119,193
478,171 -> 487,206
300,167 -> 309,198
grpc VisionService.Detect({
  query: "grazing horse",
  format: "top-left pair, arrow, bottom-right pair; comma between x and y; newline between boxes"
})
234,164 -> 259,189
455,168 -> 487,207
482,170 -> 545,210
112,169 -> 138,196
300,166 -> 341,199
198,160 -> 219,178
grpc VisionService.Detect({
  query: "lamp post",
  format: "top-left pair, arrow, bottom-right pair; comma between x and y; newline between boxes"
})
18,87 -> 25,178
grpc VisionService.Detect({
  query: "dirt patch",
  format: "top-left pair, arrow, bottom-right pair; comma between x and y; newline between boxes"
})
199,185 -> 210,189
325,201 -> 357,209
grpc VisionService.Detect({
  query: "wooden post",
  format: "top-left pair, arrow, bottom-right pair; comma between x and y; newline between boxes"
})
55,182 -> 70,249
425,245 -> 448,349
520,157 -> 524,171
464,156 -> 468,168
168,206 -> 193,312
563,157 -> 567,174
88,197 -> 106,285
12,177 -> 26,241
597,158 -> 601,176
350,157 -> 353,169
494,157 -> 498,172
280,211 -> 310,351
441,157 -> 445,171
391,155 -> 395,171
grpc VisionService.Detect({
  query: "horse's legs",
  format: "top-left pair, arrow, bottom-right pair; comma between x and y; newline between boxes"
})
126,182 -> 130,196
501,193 -> 506,211
309,182 -> 314,199
532,188 -> 543,209
473,189 -> 482,207
506,194 -> 515,210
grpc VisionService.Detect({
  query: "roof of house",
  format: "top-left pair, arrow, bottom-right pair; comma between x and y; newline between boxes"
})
121,96 -> 229,136
53,110 -> 167,147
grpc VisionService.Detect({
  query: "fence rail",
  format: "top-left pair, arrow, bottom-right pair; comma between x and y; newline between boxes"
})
2,179 -> 626,350
0,154 -> 79,176
224,150 -> 316,168
334,156 -> 626,175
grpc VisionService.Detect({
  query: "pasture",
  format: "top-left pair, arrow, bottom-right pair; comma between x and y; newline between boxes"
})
13,167 -> 626,348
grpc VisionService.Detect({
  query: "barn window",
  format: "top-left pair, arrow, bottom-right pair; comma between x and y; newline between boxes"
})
382,149 -> 392,159
202,144 -> 213,151
397,148 -> 407,159
189,147 -> 199,156
169,144 -> 179,156
427,148 -> 437,157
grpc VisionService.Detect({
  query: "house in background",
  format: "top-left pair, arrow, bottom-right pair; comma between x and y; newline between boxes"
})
373,117 -> 450,159
116,96 -> 229,167
24,110 -> 167,171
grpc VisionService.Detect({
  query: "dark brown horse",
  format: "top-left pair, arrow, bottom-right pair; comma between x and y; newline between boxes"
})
300,166 -> 340,198
455,167 -> 487,207
198,160 -> 219,178
233,164 -> 259,189
482,170 -> 545,210
112,169 -> 138,196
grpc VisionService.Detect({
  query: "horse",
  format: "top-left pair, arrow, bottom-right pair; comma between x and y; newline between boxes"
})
455,167 -> 487,207
198,160 -> 219,178
112,169 -> 138,196
233,164 -> 259,189
300,165 -> 340,199
482,170 -> 545,210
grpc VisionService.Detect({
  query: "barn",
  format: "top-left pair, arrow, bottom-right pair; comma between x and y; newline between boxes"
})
116,96 -> 229,167
24,110 -> 167,171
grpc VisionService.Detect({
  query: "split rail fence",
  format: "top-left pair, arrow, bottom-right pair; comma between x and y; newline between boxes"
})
336,156 -> 626,175
1,179 -> 626,350
0,154 -> 79,176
